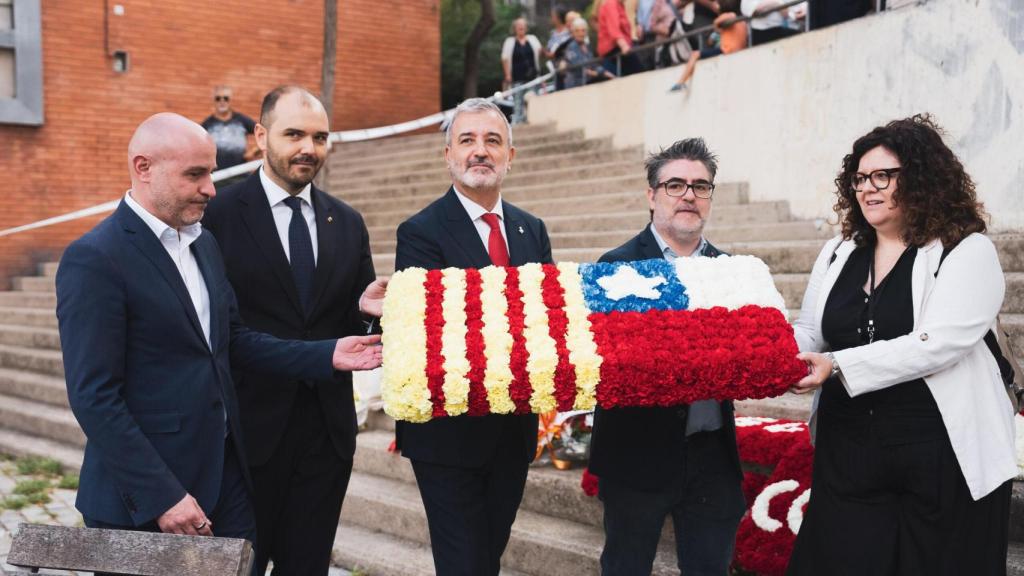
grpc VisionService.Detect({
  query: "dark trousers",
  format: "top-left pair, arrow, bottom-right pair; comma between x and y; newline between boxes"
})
410,420 -> 530,576
598,430 -> 745,576
251,384 -> 353,576
84,436 -> 258,576
787,415 -> 1012,575
751,26 -> 800,46
601,47 -> 643,77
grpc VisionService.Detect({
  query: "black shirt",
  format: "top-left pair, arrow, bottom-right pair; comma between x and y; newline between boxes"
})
201,112 -> 256,170
819,245 -> 944,435
511,40 -> 537,83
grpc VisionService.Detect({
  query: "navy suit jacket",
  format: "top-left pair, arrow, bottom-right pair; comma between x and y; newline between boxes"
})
394,188 -> 553,467
202,173 -> 375,466
56,201 -> 336,527
587,224 -> 743,491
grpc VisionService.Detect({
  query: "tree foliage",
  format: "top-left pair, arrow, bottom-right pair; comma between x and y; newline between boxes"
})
441,0 -> 524,109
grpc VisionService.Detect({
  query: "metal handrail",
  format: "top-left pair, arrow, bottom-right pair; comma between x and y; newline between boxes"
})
560,0 -> 810,79
0,76 -> 554,239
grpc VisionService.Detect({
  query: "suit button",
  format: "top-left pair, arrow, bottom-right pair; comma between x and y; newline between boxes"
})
920,333 -> 929,341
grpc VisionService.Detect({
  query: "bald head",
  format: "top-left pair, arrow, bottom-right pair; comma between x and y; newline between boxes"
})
259,86 -> 327,130
127,112 -> 218,230
128,113 -> 215,181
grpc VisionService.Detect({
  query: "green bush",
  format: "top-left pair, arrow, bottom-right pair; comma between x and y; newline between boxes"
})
58,474 -> 80,490
1,496 -> 28,510
441,0 -> 524,109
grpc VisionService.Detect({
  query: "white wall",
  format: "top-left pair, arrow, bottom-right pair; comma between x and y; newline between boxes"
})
529,0 -> 1024,230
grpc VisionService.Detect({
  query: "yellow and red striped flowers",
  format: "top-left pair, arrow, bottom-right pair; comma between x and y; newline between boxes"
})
381,258 -> 806,423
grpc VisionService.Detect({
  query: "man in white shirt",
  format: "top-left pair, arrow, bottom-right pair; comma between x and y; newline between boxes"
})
201,86 -> 385,576
55,113 -> 382,573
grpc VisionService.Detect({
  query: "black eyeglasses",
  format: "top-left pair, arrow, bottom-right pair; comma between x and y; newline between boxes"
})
656,178 -> 715,199
852,168 -> 900,191
214,95 -> 231,102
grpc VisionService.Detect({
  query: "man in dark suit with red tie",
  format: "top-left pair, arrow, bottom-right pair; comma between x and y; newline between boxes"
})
394,98 -> 553,575
202,86 -> 385,575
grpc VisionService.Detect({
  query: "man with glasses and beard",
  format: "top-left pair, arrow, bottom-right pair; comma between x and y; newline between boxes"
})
588,138 -> 746,576
201,86 -> 259,187
202,85 -> 386,576
394,98 -> 552,575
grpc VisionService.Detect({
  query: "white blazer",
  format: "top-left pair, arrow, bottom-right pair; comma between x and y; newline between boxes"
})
793,233 -> 1017,500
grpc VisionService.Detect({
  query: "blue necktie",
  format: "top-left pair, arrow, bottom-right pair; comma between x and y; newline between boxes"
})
283,196 -> 315,313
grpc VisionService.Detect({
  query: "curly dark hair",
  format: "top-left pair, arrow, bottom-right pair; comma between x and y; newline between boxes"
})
834,114 -> 988,247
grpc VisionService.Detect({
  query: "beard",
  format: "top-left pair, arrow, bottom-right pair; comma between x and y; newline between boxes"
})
266,145 -> 322,191
449,159 -> 506,191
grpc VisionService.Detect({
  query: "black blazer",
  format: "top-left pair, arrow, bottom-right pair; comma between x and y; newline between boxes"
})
56,201 -> 335,526
587,224 -> 743,491
202,172 -> 375,465
394,188 -> 553,467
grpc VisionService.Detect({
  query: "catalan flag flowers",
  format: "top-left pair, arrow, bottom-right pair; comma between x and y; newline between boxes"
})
381,257 -> 807,423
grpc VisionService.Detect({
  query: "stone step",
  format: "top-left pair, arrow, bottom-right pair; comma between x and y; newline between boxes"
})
338,146 -> 645,193
364,186 -> 754,231
10,275 -> 54,293
0,344 -> 64,378
369,221 -> 832,255
338,160 -> 646,205
1010,540 -> 1024,576
0,292 -> 55,309
735,392 -> 814,421
334,134 -> 613,178
37,262 -> 60,278
0,307 -> 57,328
0,393 -> 84,448
339,470 -> 678,576
0,368 -> 68,407
365,200 -> 791,244
332,130 -> 590,175
354,430 -> 605,529
0,426 -> 83,473
331,124 -> 556,159
0,325 -> 60,351
344,172 -> 645,210
331,523 -> 437,576
774,270 -> 1024,315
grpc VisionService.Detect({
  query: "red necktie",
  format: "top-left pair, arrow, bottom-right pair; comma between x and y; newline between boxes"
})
480,213 -> 510,267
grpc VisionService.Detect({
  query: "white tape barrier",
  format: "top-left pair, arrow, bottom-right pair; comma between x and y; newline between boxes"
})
0,74 -> 553,239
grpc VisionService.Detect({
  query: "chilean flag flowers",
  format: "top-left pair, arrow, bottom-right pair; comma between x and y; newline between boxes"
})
381,257 -> 807,423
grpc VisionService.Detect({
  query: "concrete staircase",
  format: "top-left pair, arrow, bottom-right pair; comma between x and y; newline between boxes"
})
0,122 -> 1021,574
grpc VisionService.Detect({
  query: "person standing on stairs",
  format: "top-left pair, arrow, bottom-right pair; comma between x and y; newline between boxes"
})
55,112 -> 383,574
393,97 -> 553,576
201,86 -> 386,576
589,138 -> 746,576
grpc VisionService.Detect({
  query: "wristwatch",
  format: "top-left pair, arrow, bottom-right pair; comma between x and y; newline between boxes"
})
823,352 -> 841,378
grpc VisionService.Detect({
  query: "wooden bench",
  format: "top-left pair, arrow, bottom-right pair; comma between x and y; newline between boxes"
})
4,524 -> 253,576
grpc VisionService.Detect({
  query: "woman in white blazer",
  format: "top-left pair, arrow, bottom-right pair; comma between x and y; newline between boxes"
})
786,115 -> 1015,575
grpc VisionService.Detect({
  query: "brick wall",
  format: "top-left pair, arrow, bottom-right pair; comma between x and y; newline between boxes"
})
0,0 -> 440,287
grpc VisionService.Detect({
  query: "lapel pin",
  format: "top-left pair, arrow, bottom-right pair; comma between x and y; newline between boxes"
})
518,226 -> 524,234
327,216 -> 333,223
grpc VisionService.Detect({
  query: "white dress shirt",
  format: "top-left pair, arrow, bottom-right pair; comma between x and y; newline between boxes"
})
453,186 -> 510,255
124,191 -> 211,347
260,166 -> 318,264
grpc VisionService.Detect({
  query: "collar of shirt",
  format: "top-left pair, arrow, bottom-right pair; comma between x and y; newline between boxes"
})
260,165 -> 313,210
649,224 -> 707,260
453,185 -> 504,222
124,190 -> 202,246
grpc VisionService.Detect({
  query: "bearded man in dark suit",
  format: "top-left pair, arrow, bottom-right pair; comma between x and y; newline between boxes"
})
394,98 -> 553,576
